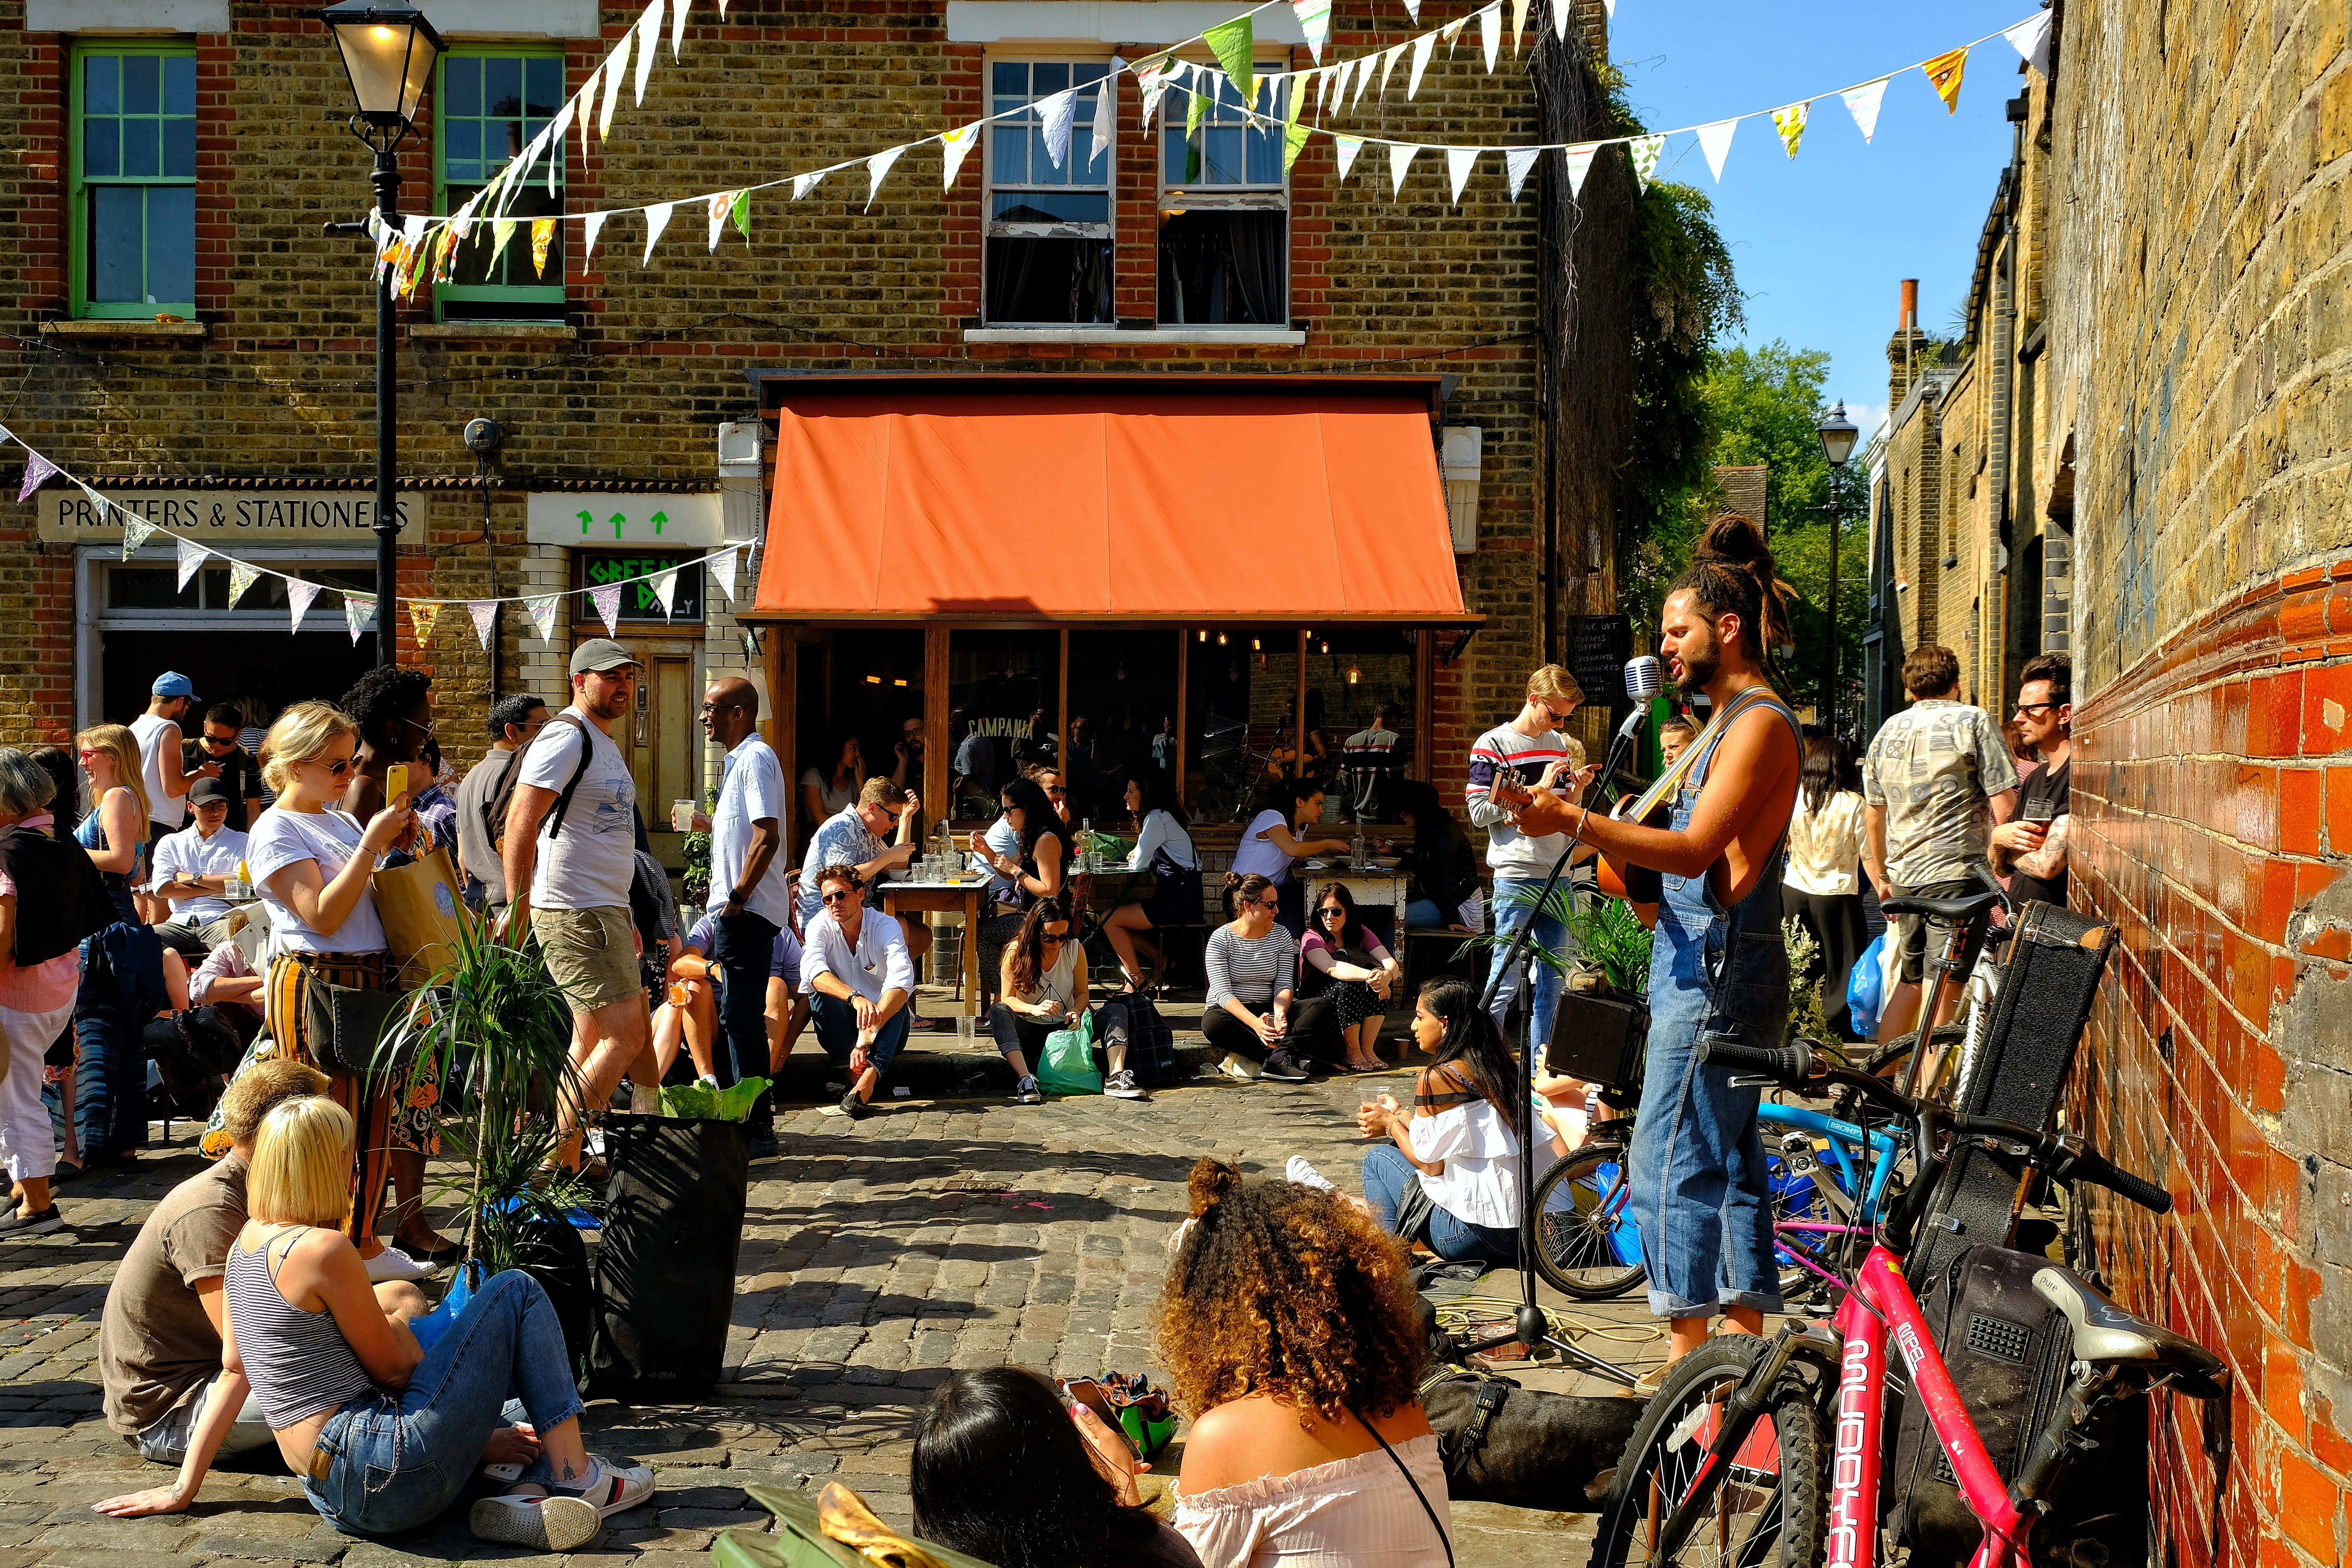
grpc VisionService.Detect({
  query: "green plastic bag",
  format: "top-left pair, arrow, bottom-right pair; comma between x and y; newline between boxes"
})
1035,1009 -> 1101,1096
657,1076 -> 772,1122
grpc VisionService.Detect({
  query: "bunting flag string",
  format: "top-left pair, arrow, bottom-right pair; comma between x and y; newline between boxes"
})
1923,46 -> 1969,114
287,578 -> 321,635
409,600 -> 441,647
1696,117 -> 1736,182
176,536 -> 210,592
525,595 -> 563,645
1772,100 -> 1808,160
344,593 -> 376,645
227,560 -> 260,609
16,451 -> 57,503
469,599 -> 500,651
1841,78 -> 1889,144
1504,143 -> 1539,201
651,568 -> 680,618
709,543 -> 739,602
121,510 -> 157,559
591,584 -> 624,637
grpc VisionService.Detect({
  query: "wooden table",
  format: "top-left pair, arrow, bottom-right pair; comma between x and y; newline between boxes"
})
879,876 -> 991,1017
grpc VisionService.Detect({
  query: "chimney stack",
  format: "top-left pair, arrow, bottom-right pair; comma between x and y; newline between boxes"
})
1900,278 -> 1919,333
1890,278 -> 1927,409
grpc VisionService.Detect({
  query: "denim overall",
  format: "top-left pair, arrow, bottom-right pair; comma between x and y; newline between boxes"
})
1626,689 -> 1802,1320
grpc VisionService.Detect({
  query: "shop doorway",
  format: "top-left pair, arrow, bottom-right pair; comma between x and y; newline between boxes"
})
99,629 -> 378,730
600,634 -> 702,872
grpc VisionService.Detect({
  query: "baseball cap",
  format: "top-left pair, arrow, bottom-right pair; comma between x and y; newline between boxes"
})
569,638 -> 642,676
187,777 -> 230,805
152,671 -> 197,699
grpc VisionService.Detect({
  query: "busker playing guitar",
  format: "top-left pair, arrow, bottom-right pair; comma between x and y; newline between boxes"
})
1502,515 -> 1803,1384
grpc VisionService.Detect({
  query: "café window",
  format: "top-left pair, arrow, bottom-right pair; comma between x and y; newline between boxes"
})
572,551 -> 705,625
1158,73 -> 1289,326
71,44 -> 197,319
985,60 -> 1114,326
435,50 -> 566,322
1182,629 -> 1418,825
1065,630 -> 1183,825
794,629 -> 926,854
946,629 -> 1062,818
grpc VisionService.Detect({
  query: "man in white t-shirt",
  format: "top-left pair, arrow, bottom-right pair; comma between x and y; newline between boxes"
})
500,638 -> 662,1168
148,778 -> 249,959
130,671 -> 219,918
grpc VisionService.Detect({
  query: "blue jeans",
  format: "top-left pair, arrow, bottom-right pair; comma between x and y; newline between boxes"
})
1486,875 -> 1571,1051
1361,1144 -> 1519,1264
711,910 -> 779,1123
1405,897 -> 1447,929
809,993 -> 911,1079
303,1270 -> 585,1538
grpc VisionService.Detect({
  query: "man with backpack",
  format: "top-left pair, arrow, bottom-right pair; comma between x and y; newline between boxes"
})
456,694 -> 550,917
498,640 -> 662,1170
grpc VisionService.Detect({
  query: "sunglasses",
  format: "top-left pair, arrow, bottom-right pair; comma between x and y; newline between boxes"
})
820,889 -> 859,906
1257,897 -> 1281,910
1041,930 -> 1069,945
2013,701 -> 2058,716
394,714 -> 437,736
1046,787 -> 1067,797
308,757 -> 354,778
1319,906 -> 1347,919
201,733 -> 238,749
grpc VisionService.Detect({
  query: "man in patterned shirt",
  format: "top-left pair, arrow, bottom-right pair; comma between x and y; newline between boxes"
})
795,776 -> 932,973
1861,645 -> 2019,1043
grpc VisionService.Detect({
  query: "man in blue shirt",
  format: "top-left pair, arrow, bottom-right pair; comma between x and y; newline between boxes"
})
796,776 -> 933,999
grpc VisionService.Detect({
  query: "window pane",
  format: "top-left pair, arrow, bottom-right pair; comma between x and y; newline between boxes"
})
485,56 -> 522,117
992,61 -> 1026,96
983,235 -> 1113,324
85,116 -> 119,178
990,190 -> 1108,225
1075,63 -> 1107,89
164,54 -> 195,115
1032,61 -> 1068,96
1201,125 -> 1243,183
445,57 -> 479,118
163,115 -> 195,178
1028,126 -> 1062,185
123,118 -> 159,177
525,57 -> 562,116
1244,124 -> 1280,184
446,119 -> 480,180
123,54 -> 159,114
106,566 -> 192,610
145,185 -> 195,304
1067,631 -> 1183,824
85,53 -> 118,117
89,186 -> 143,301
990,124 -> 1027,185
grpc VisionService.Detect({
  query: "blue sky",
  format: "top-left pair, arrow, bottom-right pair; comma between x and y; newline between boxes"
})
1607,0 -> 2044,441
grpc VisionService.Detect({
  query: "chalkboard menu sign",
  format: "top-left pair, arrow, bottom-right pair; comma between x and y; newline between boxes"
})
574,551 -> 705,624
1567,614 -> 1634,711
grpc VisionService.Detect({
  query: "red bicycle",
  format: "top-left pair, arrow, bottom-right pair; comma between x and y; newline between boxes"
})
1585,1037 -> 2227,1568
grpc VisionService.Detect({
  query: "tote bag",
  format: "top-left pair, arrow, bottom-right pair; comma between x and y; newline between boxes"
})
374,842 -> 474,989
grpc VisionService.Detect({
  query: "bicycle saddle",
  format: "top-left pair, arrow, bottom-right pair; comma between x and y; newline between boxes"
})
1878,888 -> 2005,922
2032,1266 -> 2229,1396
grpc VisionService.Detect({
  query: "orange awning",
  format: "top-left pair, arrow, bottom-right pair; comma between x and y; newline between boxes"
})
749,379 -> 1474,624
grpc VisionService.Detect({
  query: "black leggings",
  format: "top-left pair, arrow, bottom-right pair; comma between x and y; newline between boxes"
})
1200,997 -> 1345,1066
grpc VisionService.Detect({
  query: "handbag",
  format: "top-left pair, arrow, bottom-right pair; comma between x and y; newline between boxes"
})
372,842 -> 475,989
302,972 -> 409,1077
1034,1006 -> 1102,1096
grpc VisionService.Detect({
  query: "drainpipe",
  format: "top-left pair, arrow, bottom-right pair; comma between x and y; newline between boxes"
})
1992,102 -> 2026,701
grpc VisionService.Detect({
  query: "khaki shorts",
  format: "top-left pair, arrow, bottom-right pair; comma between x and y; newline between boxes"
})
1885,878 -> 1985,985
533,905 -> 644,1014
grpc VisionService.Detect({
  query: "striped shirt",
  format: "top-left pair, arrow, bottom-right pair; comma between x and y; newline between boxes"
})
1204,924 -> 1300,1010
223,1227 -> 375,1428
1465,721 -> 1585,877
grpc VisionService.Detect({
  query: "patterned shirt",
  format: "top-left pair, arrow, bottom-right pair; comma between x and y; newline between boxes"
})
798,802 -> 885,924
1466,721 -> 1586,876
1862,699 -> 2019,888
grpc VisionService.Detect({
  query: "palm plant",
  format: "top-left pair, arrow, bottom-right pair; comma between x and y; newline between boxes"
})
1452,881 -> 1656,995
378,917 -> 593,1277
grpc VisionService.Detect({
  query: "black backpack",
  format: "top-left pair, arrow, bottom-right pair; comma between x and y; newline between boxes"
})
485,712 -> 595,852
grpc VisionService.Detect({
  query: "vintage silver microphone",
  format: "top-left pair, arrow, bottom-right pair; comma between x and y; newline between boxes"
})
1599,655 -> 1665,787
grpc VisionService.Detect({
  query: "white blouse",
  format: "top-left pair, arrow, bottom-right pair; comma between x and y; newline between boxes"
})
1175,1432 -> 1452,1568
1407,1096 -> 1522,1228
1784,790 -> 1866,897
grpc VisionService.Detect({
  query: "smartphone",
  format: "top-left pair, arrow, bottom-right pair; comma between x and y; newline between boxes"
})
2021,798 -> 2057,824
385,762 -> 410,804
1060,1378 -> 1134,1457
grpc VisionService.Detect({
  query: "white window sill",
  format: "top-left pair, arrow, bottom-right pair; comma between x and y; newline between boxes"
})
43,318 -> 206,340
964,326 -> 1304,345
411,322 -> 578,344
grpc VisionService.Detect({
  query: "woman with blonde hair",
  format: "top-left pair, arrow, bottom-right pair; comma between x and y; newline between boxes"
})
93,1096 -> 653,1548
242,701 -> 429,1281
74,724 -> 150,921
61,724 -> 164,1178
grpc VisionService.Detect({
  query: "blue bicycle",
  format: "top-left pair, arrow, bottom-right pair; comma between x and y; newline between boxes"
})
1530,1093 -> 1912,1302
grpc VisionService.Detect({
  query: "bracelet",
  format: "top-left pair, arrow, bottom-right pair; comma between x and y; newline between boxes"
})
1572,804 -> 1591,841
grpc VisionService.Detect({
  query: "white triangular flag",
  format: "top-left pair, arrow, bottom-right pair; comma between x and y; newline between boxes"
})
791,170 -> 824,201
1407,34 -> 1435,99
1479,4 -> 1501,73
632,0 -> 661,103
708,190 -> 734,249
866,145 -> 905,211
1697,118 -> 1737,182
670,0 -> 691,59
1039,87 -> 1078,169
2005,11 -> 2053,78
1447,146 -> 1480,204
1402,0 -> 1419,16
651,568 -> 679,618
599,29 -> 631,137
227,559 -> 260,608
1628,133 -> 1664,191
344,592 -> 375,645
543,104 -> 571,195
1333,134 -> 1365,180
524,594 -> 562,644
1504,145 -> 1539,201
574,68 -> 598,162
403,213 -> 428,247
469,600 -> 498,650
591,583 -> 622,636
287,578 -> 320,634
640,202 -> 671,266
177,536 -> 208,593
1562,142 -> 1599,199
941,123 -> 981,188
121,511 -> 158,559
1551,0 -> 1571,41
1374,43 -> 1404,101
1841,77 -> 1889,143
1329,57 -> 1355,114
582,210 -> 608,264
1388,141 -> 1418,196
1091,59 -> 1123,163
1510,0 -> 1530,52
1441,17 -> 1468,51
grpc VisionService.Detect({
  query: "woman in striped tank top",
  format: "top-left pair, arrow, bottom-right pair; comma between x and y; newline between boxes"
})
92,1098 -> 654,1551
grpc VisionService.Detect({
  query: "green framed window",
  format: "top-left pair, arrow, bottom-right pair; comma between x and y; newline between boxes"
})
434,49 -> 566,322
70,43 -> 197,318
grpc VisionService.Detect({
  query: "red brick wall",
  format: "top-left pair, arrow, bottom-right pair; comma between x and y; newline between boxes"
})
2071,561 -> 2352,1568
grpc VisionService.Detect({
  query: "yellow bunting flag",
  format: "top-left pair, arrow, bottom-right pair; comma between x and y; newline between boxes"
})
1923,46 -> 1967,114
1772,100 -> 1808,159
530,218 -> 555,277
409,600 -> 441,647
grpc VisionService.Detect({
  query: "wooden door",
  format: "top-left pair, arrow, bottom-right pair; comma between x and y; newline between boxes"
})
610,638 -> 700,870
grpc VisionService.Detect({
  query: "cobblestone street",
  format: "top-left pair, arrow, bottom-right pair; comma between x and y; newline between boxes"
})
0,1006 -> 1664,1568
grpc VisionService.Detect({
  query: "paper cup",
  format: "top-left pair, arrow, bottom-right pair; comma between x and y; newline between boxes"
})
672,799 -> 695,831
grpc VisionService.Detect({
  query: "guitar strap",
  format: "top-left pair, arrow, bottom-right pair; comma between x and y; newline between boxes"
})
1616,683 -> 1786,820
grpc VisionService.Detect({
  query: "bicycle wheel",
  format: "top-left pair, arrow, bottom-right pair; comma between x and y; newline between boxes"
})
1532,1140 -> 1649,1301
1587,1336 -> 1827,1568
1764,1144 -> 1840,1305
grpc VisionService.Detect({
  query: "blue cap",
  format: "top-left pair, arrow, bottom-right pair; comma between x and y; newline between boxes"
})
152,671 -> 196,698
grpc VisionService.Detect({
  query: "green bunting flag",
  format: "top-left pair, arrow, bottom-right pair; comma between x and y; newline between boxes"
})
1203,18 -> 1254,97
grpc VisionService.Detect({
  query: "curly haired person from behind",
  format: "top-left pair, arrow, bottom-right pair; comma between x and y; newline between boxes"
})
1161,1158 -> 1453,1567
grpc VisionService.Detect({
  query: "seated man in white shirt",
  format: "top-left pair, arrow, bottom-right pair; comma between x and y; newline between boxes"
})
800,863 -> 915,1122
148,779 -> 249,961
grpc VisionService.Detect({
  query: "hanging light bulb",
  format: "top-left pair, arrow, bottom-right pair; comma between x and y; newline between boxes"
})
1217,631 -> 1229,646
1251,636 -> 1261,651
1319,639 -> 1331,655
1197,629 -> 1209,642
1346,663 -> 1361,685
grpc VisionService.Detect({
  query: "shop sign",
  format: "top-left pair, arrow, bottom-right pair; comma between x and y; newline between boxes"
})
39,487 -> 410,543
574,551 -> 705,623
526,492 -> 724,546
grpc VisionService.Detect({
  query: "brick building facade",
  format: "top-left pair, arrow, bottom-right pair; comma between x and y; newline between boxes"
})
1,1 -> 1625,836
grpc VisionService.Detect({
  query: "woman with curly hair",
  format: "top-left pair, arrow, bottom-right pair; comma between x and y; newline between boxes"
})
1161,1158 -> 1452,1567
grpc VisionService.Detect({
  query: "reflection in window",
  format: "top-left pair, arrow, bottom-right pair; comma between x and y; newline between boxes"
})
437,52 -> 567,322
1182,631 -> 1418,824
947,630 -> 1060,818
985,61 -> 1114,325
1067,631 -> 1181,825
75,47 -> 197,316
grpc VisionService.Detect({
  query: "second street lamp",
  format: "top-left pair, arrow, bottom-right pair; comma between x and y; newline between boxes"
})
317,4 -> 446,667
1815,400 -> 1860,732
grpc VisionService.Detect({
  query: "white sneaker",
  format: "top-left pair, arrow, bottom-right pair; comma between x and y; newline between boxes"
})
470,1494 -> 601,1551
364,1245 -> 435,1283
1103,1069 -> 1146,1101
1218,1053 -> 1261,1083
1285,1156 -> 1337,1193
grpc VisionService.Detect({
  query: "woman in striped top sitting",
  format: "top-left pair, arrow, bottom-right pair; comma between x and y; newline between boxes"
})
1203,872 -> 1345,1084
91,1097 -> 655,1552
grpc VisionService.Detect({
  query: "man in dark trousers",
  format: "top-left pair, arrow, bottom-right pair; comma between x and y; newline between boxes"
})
455,694 -> 550,917
686,676 -> 790,1159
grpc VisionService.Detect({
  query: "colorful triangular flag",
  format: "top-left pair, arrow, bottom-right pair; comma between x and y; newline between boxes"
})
16,451 -> 56,502
1696,118 -> 1737,182
1923,46 -> 1967,114
1504,145 -> 1539,201
1283,119 -> 1312,174
1440,17 -> 1468,51
1407,33 -> 1435,99
651,568 -> 679,618
1842,77 -> 1889,143
1628,133 -> 1665,192
176,536 -> 208,593
640,201 -> 672,265
1772,100 -> 1809,159
227,560 -> 260,608
344,592 -> 376,645
288,578 -> 320,634
1333,133 -> 1366,180
1446,146 -> 1480,204
524,594 -> 562,644
468,599 -> 498,651
590,583 -> 622,636
2005,13 -> 2052,78
121,510 -> 157,558
1292,0 -> 1331,63
531,217 -> 556,277
708,190 -> 735,250
409,599 -> 441,646
730,187 -> 752,240
1204,18 -> 1254,94
941,123 -> 980,188
488,218 -> 517,268
1039,88 -> 1078,169
1388,141 -> 1418,197
1562,142 -> 1598,199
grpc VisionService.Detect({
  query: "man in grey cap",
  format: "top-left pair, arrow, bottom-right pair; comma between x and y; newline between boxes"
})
500,638 -> 662,1168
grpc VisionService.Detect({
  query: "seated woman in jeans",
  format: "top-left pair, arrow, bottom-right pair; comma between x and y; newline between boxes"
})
92,1097 -> 654,1552
801,863 -> 916,1121
1355,977 -> 1532,1265
987,897 -> 1146,1105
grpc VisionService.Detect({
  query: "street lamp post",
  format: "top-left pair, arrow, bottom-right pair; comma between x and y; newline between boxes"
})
1815,401 -> 1860,733
317,5 -> 445,668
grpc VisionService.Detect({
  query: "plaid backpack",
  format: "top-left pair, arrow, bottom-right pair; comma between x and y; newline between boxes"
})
1117,993 -> 1183,1087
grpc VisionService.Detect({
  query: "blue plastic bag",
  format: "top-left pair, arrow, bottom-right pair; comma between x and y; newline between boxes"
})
1847,932 -> 1887,1040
